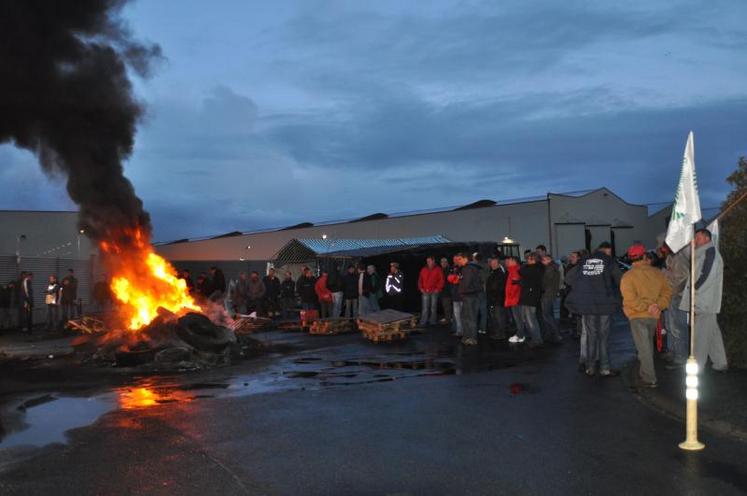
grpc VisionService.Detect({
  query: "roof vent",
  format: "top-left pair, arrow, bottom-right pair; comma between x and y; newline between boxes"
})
453,199 -> 497,211
210,231 -> 243,239
350,213 -> 388,223
279,222 -> 315,231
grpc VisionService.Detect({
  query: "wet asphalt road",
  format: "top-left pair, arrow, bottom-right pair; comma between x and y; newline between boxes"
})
1,322 -> 746,495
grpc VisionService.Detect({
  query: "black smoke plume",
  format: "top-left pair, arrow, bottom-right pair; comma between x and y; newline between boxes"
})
0,0 -> 161,244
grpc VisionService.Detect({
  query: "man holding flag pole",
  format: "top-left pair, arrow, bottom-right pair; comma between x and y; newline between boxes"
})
665,131 -> 732,451
665,131 -> 706,451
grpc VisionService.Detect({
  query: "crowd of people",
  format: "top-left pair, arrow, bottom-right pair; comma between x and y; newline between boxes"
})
2,233 -> 719,388
182,229 -> 727,389
563,229 -> 727,387
0,269 -> 80,333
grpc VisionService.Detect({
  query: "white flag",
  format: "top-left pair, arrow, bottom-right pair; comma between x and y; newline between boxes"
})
665,131 -> 702,252
707,218 -> 719,248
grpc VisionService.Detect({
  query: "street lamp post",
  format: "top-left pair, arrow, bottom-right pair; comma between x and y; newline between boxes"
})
77,229 -> 85,259
16,234 -> 26,272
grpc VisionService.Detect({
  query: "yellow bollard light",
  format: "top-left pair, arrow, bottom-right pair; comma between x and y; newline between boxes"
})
679,356 -> 705,451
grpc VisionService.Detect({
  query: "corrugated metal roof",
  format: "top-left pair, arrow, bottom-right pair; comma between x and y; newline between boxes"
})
272,236 -> 452,264
299,235 -> 451,254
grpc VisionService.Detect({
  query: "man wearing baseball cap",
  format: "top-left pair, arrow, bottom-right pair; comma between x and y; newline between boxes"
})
620,243 -> 672,387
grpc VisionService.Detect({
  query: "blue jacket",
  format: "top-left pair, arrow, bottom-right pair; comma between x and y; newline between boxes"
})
565,251 -> 622,315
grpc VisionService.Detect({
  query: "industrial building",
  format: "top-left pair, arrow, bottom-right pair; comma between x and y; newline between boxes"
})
155,188 -> 671,277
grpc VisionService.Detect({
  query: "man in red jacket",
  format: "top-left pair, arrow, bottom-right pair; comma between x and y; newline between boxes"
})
418,256 -> 445,326
504,257 -> 524,342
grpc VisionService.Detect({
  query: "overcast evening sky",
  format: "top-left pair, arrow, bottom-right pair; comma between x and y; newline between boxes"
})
1,0 -> 745,241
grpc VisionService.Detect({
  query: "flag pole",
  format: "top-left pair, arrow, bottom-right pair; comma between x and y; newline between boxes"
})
707,190 -> 747,225
679,226 -> 704,451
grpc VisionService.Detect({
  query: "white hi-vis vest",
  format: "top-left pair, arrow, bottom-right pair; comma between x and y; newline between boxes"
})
385,272 -> 404,295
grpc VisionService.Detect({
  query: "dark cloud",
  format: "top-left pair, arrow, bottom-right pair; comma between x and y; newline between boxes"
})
2,0 -> 745,242
136,84 -> 745,240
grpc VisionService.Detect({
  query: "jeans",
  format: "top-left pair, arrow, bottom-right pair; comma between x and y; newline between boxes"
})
0,308 -> 12,329
540,298 -> 561,342
22,304 -> 33,332
46,304 -> 59,330
452,301 -> 464,335
344,298 -> 358,318
583,314 -> 611,372
331,292 -> 343,318
477,291 -> 488,331
630,318 -> 658,384
419,292 -> 439,325
368,294 -> 380,312
319,301 -> 331,319
461,295 -> 479,341
61,302 -> 76,322
519,305 -> 543,345
281,297 -> 296,318
440,295 -> 452,323
666,294 -> 689,364
579,323 -> 588,364
510,306 -> 523,336
358,295 -> 371,316
488,306 -> 507,338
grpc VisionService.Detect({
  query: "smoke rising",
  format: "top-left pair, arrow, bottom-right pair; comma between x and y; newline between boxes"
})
0,0 -> 161,244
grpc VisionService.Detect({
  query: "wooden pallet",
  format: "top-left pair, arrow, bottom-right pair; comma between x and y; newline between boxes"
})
358,326 -> 407,343
357,310 -> 417,343
66,316 -> 106,334
229,316 -> 272,335
309,318 -> 354,335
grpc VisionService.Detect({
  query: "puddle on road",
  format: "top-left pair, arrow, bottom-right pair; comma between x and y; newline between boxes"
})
0,339 -> 537,449
1,395 -> 114,448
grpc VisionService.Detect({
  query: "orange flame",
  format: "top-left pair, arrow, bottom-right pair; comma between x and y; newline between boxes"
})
101,228 -> 200,331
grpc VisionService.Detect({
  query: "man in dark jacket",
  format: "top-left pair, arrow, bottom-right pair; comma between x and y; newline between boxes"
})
367,265 -> 383,312
448,261 -> 464,336
472,253 -> 490,334
247,271 -> 267,314
456,252 -> 482,346
262,268 -> 281,317
439,257 -> 453,325
209,266 -> 226,301
0,282 -> 12,330
196,273 -> 212,299
20,272 -> 34,333
485,257 -> 507,339
565,242 -> 622,376
233,272 -> 249,313
510,253 -> 543,347
540,255 -> 563,343
342,265 -> 359,318
280,271 -> 296,318
326,266 -> 344,318
60,268 -> 78,322
296,267 -> 317,311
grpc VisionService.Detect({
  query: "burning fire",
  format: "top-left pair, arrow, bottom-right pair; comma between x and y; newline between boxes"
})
100,228 -> 200,331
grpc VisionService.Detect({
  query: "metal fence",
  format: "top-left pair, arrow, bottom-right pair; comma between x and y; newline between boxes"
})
1,255 -> 102,325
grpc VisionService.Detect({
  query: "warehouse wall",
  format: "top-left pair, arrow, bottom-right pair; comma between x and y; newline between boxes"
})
154,188 -> 667,264
548,189 -> 653,256
156,200 -> 549,262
